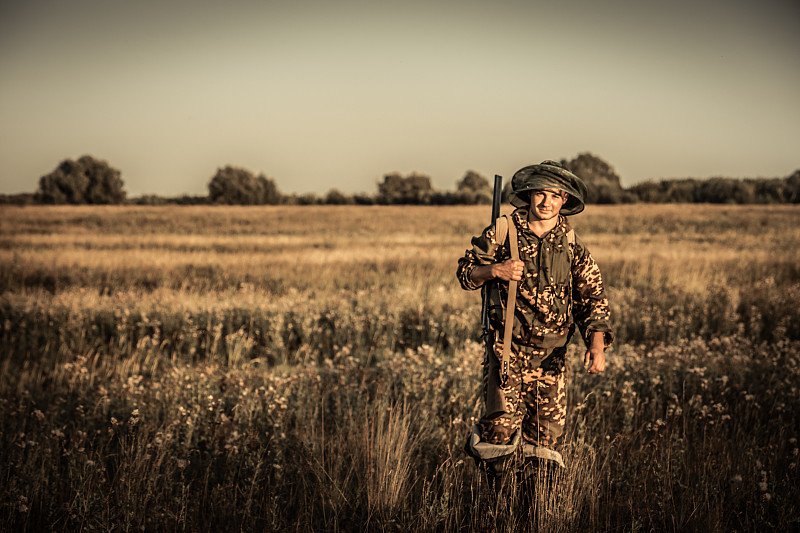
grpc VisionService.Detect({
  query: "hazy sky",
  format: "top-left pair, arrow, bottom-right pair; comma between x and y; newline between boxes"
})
1,0 -> 798,196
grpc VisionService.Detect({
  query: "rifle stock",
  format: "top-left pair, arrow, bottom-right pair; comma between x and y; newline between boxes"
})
480,175 -> 503,339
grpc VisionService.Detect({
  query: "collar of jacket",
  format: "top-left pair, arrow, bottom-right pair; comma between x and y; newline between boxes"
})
510,208 -> 573,317
510,209 -> 572,241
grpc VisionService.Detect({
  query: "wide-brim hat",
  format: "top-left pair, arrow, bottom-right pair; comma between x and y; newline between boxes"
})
509,160 -> 588,215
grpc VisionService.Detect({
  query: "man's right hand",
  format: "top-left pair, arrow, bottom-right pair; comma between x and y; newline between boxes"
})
492,259 -> 524,282
470,259 -> 524,287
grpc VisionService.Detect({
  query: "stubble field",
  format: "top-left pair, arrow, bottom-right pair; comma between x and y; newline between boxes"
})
1,203 -> 799,532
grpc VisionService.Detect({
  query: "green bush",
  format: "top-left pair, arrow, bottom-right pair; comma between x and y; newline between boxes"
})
208,166 -> 282,205
36,155 -> 126,204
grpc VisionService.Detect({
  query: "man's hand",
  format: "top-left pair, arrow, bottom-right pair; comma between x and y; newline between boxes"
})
584,332 -> 606,374
492,259 -> 524,282
470,259 -> 524,286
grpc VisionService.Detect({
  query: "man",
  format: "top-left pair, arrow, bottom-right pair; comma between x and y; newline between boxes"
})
457,160 -> 612,486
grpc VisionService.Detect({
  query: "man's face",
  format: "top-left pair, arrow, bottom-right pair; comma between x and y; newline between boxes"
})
528,188 -> 567,222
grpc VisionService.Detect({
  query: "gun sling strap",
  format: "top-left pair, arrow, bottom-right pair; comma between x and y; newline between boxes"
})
499,215 -> 518,387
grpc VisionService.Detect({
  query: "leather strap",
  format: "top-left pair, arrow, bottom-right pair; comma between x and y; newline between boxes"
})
500,214 -> 518,387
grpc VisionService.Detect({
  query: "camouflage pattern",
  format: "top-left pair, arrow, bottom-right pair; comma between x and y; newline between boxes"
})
457,207 -> 613,448
479,336 -> 567,447
457,208 -> 613,349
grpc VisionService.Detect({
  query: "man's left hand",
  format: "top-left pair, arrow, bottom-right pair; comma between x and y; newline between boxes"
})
584,346 -> 606,374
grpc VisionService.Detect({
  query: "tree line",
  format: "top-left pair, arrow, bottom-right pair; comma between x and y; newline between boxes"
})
3,153 -> 799,206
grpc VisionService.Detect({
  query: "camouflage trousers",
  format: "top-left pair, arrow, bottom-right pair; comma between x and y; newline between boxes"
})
479,337 -> 567,448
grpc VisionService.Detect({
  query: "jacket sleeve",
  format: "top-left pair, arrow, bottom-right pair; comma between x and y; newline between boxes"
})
571,236 -> 614,347
456,223 -> 502,291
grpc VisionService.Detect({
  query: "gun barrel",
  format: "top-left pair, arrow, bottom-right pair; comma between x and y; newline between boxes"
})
481,175 -> 503,333
491,175 -> 502,223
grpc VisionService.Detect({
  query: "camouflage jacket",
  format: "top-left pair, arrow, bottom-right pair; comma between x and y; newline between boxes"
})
457,208 -> 613,349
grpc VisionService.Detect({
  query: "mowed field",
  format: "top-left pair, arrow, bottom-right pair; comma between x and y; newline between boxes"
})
1,204 -> 799,532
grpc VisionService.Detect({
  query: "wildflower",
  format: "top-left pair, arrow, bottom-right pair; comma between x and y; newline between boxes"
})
225,443 -> 239,454
758,471 -> 768,492
16,496 -> 29,513
688,366 -> 706,377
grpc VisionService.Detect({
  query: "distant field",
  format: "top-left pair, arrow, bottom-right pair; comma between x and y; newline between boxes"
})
1,204 -> 799,531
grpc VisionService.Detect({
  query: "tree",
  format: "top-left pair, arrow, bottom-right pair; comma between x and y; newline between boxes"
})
664,179 -> 700,203
502,181 -> 513,204
207,166 -> 281,205
455,170 -> 492,204
697,177 -> 754,204
37,155 -> 126,204
751,178 -> 786,204
376,172 -> 434,204
784,170 -> 800,203
561,153 -> 625,204
353,193 -> 375,205
324,189 -> 353,205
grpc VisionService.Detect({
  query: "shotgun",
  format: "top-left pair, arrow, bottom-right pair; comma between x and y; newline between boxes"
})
480,175 -> 503,346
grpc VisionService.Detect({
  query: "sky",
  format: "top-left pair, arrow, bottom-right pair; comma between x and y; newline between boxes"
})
1,0 -> 798,197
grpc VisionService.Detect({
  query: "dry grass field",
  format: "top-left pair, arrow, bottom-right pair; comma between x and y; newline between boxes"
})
1,203 -> 799,532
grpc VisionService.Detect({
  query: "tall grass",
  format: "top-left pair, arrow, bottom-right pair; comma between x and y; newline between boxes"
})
1,204 -> 799,531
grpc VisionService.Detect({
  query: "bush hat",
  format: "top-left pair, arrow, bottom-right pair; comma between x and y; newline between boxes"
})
509,160 -> 588,215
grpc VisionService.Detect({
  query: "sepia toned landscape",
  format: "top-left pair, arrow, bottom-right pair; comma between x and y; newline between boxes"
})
1,203 -> 799,531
